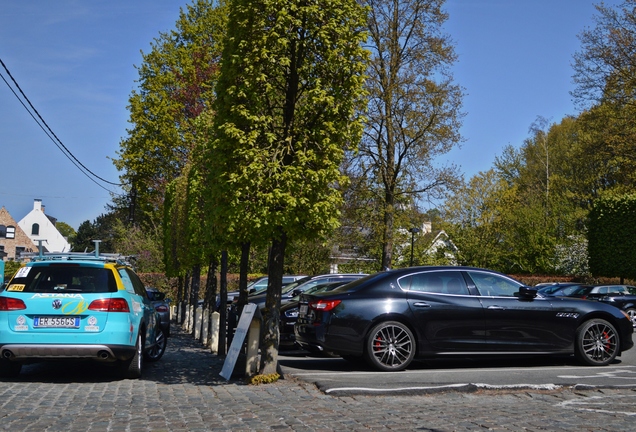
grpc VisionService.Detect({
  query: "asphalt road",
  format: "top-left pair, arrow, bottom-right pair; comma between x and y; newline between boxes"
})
279,346 -> 636,395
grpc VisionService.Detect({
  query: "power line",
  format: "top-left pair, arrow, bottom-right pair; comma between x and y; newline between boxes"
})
0,57 -> 126,194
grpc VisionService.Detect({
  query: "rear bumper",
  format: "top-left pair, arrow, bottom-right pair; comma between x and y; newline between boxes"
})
0,344 -> 136,362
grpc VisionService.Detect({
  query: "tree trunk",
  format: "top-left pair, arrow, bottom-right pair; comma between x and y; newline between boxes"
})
190,264 -> 201,336
381,198 -> 395,271
259,232 -> 286,375
237,242 -> 250,316
218,250 -> 228,355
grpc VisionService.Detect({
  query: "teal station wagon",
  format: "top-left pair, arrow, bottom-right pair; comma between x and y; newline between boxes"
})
0,242 -> 166,378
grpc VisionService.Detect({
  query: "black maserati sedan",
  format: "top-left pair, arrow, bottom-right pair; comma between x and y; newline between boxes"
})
294,266 -> 634,371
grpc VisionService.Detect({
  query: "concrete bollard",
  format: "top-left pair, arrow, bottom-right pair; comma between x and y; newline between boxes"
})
194,306 -> 203,340
201,309 -> 209,345
210,311 -> 220,354
245,312 -> 261,376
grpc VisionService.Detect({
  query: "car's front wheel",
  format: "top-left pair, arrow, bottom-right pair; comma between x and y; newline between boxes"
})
365,321 -> 415,371
575,319 -> 620,366
144,326 -> 167,362
625,308 -> 636,328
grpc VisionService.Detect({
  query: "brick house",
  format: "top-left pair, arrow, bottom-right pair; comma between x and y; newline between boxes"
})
0,206 -> 37,261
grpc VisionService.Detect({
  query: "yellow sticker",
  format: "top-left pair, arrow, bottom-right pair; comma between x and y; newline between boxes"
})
7,284 -> 25,292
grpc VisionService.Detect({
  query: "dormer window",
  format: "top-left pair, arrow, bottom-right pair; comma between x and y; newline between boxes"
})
31,223 -> 40,235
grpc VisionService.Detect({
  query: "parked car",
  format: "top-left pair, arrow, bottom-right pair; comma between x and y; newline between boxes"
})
537,283 -> 594,297
146,287 -> 171,337
0,247 -> 166,378
295,266 -> 634,371
279,280 -> 350,349
247,273 -> 367,310
222,275 -> 307,306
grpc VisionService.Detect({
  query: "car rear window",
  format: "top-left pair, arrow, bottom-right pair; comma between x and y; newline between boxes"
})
6,265 -> 117,294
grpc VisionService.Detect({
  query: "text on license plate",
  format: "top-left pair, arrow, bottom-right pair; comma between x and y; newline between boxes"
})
299,305 -> 308,316
33,317 -> 80,328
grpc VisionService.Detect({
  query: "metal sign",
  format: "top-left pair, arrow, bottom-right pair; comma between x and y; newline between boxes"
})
220,303 -> 258,380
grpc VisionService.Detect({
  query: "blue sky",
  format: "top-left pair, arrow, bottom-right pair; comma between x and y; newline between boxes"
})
0,0 -> 621,229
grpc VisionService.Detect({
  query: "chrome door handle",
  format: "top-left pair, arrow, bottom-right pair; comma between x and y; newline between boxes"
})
413,302 -> 431,308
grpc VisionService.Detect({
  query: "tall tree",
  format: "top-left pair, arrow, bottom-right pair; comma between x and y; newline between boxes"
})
572,0 -> 636,111
354,0 -> 463,270
114,0 -> 227,228
209,0 -> 369,374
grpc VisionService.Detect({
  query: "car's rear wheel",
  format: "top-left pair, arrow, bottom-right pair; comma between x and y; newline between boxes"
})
121,333 -> 143,379
144,326 -> 167,362
575,319 -> 619,366
0,359 -> 22,378
365,321 -> 415,371
625,308 -> 636,328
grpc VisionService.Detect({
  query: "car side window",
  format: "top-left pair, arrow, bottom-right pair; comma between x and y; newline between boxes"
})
467,271 -> 520,297
400,271 -> 468,295
126,269 -> 148,298
118,268 -> 136,294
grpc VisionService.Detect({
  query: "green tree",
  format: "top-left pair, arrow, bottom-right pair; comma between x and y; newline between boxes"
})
588,194 -> 636,281
441,170 -> 507,269
114,0 -> 227,228
353,0 -> 464,270
55,221 -> 76,245
209,0 -> 369,374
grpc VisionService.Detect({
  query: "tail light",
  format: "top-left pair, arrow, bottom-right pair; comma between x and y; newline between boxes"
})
581,295 -> 588,300
0,297 -> 27,311
309,299 -> 341,312
88,298 -> 130,312
154,305 -> 169,313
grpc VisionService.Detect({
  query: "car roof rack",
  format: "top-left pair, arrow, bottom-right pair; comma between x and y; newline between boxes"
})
22,240 -> 136,267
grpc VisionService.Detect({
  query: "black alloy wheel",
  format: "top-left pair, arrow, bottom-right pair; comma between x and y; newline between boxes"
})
365,321 -> 416,371
144,326 -> 167,362
575,319 -> 620,366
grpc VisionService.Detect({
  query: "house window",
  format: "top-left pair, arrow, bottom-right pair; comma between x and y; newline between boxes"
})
15,246 -> 25,259
31,223 -> 39,235
0,225 -> 6,238
6,226 -> 15,239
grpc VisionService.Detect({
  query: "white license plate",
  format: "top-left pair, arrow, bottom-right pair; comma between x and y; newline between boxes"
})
299,305 -> 308,316
34,316 -> 80,328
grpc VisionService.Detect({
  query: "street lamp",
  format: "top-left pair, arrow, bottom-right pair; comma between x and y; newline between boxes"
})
408,227 -> 420,267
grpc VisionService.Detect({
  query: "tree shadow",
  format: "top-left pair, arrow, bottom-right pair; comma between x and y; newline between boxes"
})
0,326 -> 249,386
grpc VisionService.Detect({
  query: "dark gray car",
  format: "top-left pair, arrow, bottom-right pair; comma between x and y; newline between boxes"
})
146,287 -> 171,337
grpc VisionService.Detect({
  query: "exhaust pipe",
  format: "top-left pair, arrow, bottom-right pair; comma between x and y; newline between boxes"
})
3,350 -> 14,359
97,350 -> 110,360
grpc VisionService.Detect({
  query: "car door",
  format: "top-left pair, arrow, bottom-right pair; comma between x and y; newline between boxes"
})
465,270 -> 571,351
404,270 -> 486,351
118,268 -> 157,343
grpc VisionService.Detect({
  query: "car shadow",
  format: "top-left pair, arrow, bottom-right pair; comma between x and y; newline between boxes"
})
278,349 -> 623,372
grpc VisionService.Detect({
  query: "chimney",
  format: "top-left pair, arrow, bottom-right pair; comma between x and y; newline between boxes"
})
34,199 -> 42,212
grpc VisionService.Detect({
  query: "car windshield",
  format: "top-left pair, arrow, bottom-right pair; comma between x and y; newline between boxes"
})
7,265 -> 117,293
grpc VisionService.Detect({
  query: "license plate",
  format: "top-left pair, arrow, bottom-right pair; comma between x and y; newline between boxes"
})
299,305 -> 308,316
33,317 -> 80,328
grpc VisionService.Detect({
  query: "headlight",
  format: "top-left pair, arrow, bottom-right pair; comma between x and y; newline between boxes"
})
284,308 -> 299,318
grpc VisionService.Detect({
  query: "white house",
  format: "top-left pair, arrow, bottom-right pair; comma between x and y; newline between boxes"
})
18,199 -> 70,253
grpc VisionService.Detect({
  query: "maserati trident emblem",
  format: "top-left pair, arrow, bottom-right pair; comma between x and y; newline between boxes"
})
52,299 -> 62,309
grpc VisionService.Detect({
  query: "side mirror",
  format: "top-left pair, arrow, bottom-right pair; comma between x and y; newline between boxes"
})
518,286 -> 538,299
291,289 -> 302,297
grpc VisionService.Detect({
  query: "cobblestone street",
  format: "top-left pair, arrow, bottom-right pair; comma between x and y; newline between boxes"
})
1,326 -> 635,431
